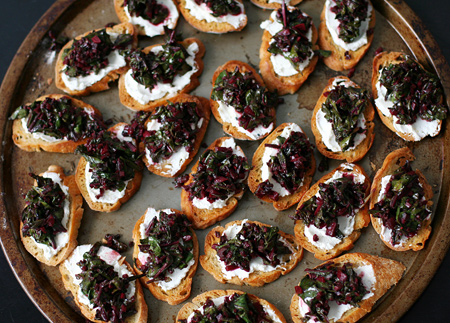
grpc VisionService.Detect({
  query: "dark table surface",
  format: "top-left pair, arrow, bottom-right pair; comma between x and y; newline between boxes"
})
1,0 -> 449,322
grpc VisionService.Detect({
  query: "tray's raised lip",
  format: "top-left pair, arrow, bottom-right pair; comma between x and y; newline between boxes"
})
0,0 -> 449,322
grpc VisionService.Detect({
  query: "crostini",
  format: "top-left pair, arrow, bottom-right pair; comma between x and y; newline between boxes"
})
250,0 -> 302,10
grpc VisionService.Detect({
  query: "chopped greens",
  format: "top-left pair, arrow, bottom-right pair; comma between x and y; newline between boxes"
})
124,0 -> 169,25
330,0 -> 370,43
193,0 -> 242,18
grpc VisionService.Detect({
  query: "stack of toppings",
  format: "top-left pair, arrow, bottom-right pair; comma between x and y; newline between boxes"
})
370,161 -> 431,245
10,97 -> 106,141
296,263 -> 369,322
211,67 -> 279,133
293,174 -> 366,240
321,84 -> 369,151
21,174 -> 67,249
256,131 -> 313,201
62,29 -> 133,77
138,210 -> 194,282
330,0 -> 370,43
75,130 -> 143,199
143,101 -> 204,162
125,0 -> 169,24
193,0 -> 242,17
213,222 -> 291,272
379,57 -> 448,125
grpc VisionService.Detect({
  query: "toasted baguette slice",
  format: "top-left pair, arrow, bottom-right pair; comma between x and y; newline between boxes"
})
200,220 -> 303,286
248,123 -> 315,210
318,0 -> 375,71
177,289 -> 287,323
132,208 -> 199,305
259,10 -> 319,95
118,37 -> 205,112
114,0 -> 179,37
290,252 -> 406,323
294,163 -> 371,260
311,76 -> 375,162
210,60 -> 276,141
75,123 -> 142,212
180,137 -> 248,230
12,94 -> 103,153
250,0 -> 302,10
20,165 -> 83,266
60,245 -> 148,323
55,22 -> 137,96
140,94 -> 211,177
177,0 -> 247,34
369,147 -> 433,251
372,51 -> 444,141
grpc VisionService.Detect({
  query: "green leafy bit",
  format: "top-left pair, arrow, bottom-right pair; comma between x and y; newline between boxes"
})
330,0 -> 370,43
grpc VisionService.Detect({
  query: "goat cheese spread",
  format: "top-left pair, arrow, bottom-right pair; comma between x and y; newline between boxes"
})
184,0 -> 246,29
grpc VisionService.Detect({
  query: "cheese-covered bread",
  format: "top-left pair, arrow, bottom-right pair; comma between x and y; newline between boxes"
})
250,0 -> 302,10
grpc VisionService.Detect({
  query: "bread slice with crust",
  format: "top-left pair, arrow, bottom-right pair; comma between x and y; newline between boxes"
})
75,123 -> 143,212
200,219 -> 303,287
12,94 -> 103,153
114,0 -> 179,37
140,94 -> 210,177
290,252 -> 406,323
210,60 -> 276,141
311,76 -> 375,162
118,37 -> 205,112
259,9 -> 319,95
294,163 -> 371,260
249,0 -> 302,10
20,165 -> 83,266
372,51 -> 445,141
59,245 -> 148,323
248,123 -> 316,211
318,0 -> 375,71
176,289 -> 287,323
369,147 -> 433,251
177,0 -> 247,34
132,208 -> 199,305
55,22 -> 137,96
180,137 -> 248,230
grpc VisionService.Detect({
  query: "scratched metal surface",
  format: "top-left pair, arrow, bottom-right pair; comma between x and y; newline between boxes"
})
0,0 -> 449,322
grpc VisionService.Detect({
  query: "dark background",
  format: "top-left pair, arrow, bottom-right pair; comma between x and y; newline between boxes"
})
0,0 -> 449,322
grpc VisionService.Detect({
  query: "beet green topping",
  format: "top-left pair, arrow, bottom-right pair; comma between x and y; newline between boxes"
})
194,0 -> 242,17
256,131 -> 314,201
370,161 -> 431,245
379,57 -> 447,125
76,243 -> 140,323
267,5 -> 314,71
75,129 -> 142,198
293,174 -> 366,239
62,29 -> 133,77
138,210 -> 194,282
124,0 -> 169,25
330,0 -> 370,43
143,101 -> 204,162
321,83 -> 369,151
296,262 -> 369,322
127,32 -> 193,89
21,174 -> 67,249
213,222 -> 291,272
183,145 -> 250,203
180,292 -> 274,323
211,67 -> 278,133
10,97 -> 106,141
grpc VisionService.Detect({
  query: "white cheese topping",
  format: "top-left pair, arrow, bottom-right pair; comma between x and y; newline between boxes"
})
192,138 -> 245,209
260,9 -> 314,77
137,207 -> 195,291
31,172 -> 70,260
261,123 -> 303,197
375,73 -> 441,141
184,0 -> 246,29
61,32 -> 127,91
304,167 -> 366,250
64,244 -> 135,309
325,0 -> 373,51
124,42 -> 199,104
124,0 -> 178,37
216,100 -> 273,140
